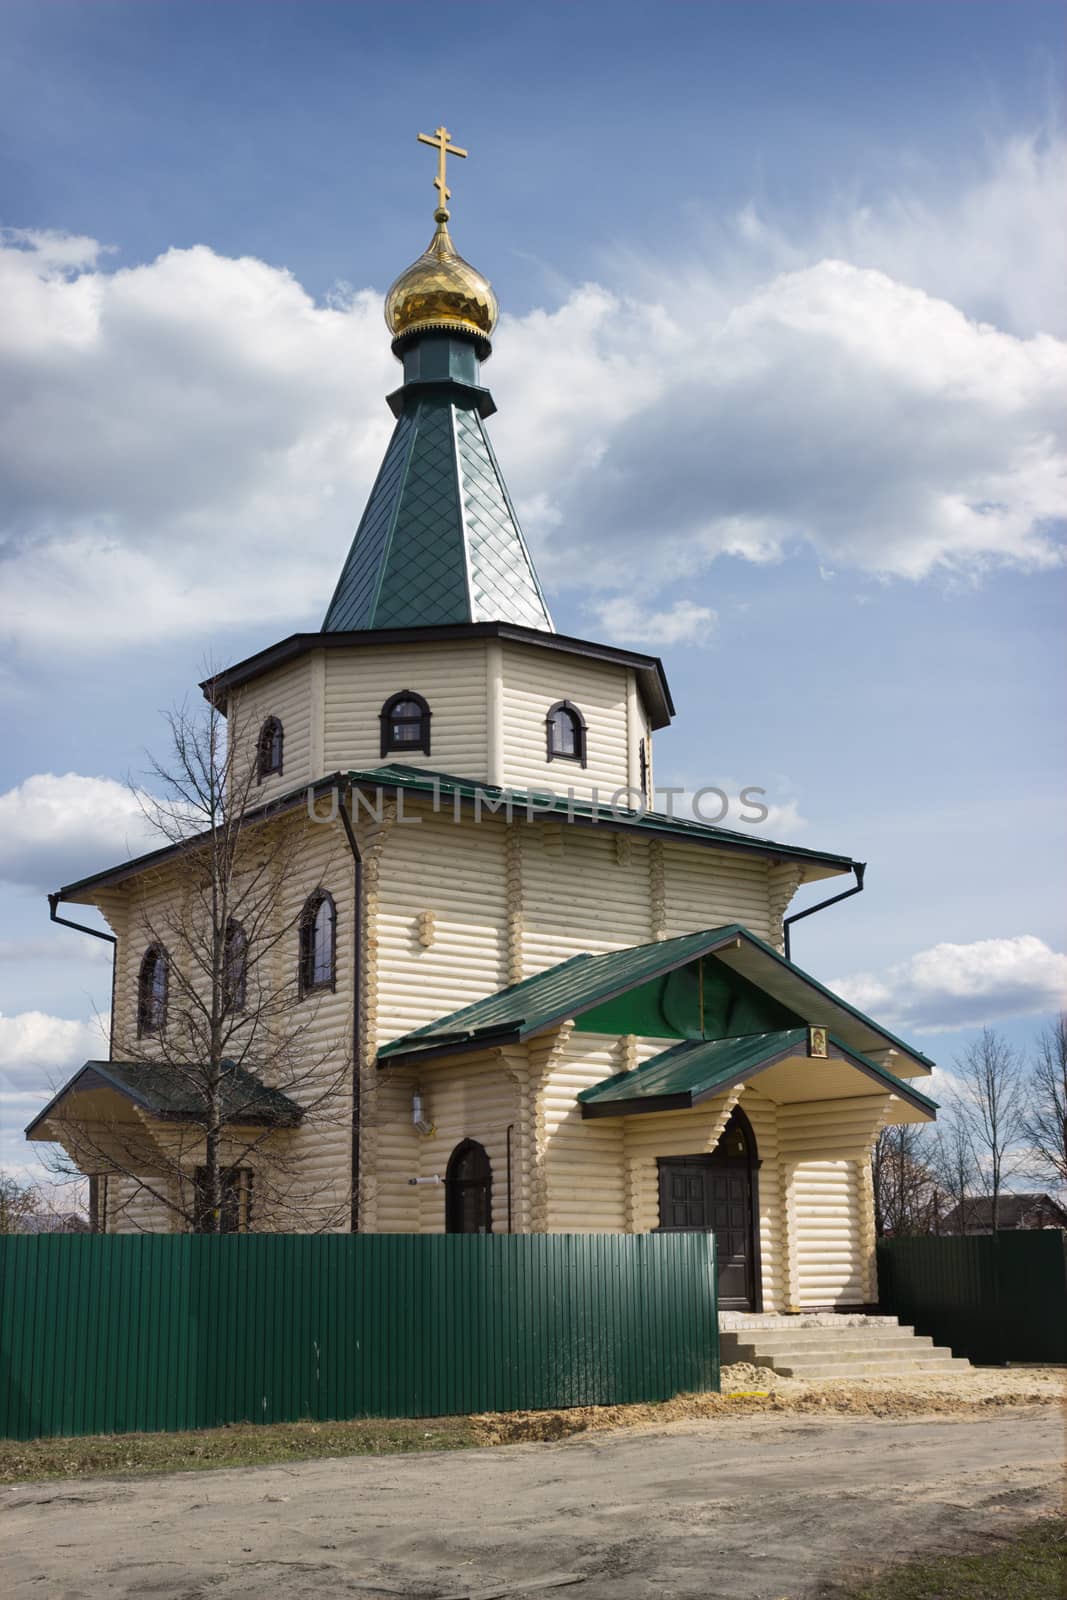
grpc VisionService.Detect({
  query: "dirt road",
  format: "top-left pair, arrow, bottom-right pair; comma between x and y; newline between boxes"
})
2,1410 -> 1061,1599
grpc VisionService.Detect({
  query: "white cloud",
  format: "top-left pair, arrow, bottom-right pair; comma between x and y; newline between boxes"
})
586,596 -> 717,647
0,773 -> 160,892
832,934 -> 1067,1032
0,1008 -> 104,1088
1,136 -> 1064,654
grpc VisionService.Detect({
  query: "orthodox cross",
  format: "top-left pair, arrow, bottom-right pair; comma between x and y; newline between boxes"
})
417,125 -> 468,216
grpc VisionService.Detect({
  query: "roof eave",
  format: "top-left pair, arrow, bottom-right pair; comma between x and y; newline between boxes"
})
199,623 -> 674,728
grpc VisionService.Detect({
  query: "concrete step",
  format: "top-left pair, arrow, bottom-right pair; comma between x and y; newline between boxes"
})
771,1356 -> 971,1379
758,1350 -> 959,1376
722,1332 -> 935,1359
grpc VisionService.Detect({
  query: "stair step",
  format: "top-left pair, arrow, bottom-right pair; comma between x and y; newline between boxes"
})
722,1326 -> 926,1345
772,1357 -> 970,1379
723,1333 -> 934,1357
736,1344 -> 956,1370
724,1342 -> 937,1363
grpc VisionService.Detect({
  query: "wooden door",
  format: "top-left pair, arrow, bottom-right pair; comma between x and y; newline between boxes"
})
657,1110 -> 759,1311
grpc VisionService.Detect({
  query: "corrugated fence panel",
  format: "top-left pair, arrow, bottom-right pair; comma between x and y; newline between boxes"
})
0,1232 -> 718,1441
877,1231 -> 1067,1364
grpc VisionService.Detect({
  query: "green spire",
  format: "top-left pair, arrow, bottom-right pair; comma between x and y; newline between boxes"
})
322,332 -> 553,634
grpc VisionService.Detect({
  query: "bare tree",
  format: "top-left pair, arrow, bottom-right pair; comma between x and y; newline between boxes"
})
45,694 -> 350,1233
952,1026 -> 1025,1232
930,1110 -> 979,1233
871,1124 -> 940,1237
0,1175 -> 40,1234
1022,1013 -> 1067,1189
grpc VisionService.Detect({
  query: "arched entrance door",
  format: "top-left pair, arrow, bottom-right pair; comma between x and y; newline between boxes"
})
445,1139 -> 492,1234
656,1107 -> 760,1311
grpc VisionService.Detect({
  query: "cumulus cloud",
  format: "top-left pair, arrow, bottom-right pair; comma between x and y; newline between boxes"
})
0,773 -> 160,892
1,135 -> 1064,654
0,1008 -> 104,1088
832,934 -> 1067,1032
586,596 -> 717,647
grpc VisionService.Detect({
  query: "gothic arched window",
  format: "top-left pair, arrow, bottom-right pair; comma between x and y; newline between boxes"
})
546,700 -> 586,767
257,717 -> 284,781
380,691 -> 431,757
446,1139 -> 493,1234
222,919 -> 248,1014
299,890 -> 336,996
137,945 -> 168,1036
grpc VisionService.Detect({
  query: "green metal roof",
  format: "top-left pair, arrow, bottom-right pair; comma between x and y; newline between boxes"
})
377,920 -> 935,1074
351,764 -> 857,874
25,1059 -> 304,1138
378,929 -> 735,1063
577,1029 -> 938,1118
322,393 -> 552,633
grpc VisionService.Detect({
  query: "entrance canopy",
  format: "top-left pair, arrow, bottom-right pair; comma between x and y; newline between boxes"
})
26,1059 -> 304,1142
378,924 -> 934,1078
577,1028 -> 937,1123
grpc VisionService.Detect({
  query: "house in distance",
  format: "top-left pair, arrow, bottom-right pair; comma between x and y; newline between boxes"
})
28,127 -> 938,1315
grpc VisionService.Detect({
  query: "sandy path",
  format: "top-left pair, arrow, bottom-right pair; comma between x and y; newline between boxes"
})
1,1410 -> 1061,1599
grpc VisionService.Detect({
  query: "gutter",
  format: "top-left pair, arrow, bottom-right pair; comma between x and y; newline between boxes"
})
337,786 -> 364,1233
48,893 -> 117,1059
783,862 -> 866,962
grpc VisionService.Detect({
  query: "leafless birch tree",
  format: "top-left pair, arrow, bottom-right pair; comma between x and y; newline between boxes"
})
952,1026 -> 1025,1231
46,694 -> 350,1233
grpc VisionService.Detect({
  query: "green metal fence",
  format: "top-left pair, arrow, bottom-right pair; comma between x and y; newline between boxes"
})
877,1230 -> 1067,1365
0,1232 -> 719,1441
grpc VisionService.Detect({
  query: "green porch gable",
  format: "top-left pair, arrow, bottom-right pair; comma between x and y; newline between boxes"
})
377,924 -> 935,1076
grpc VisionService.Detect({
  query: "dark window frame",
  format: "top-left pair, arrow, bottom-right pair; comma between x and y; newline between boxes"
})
222,918 -> 248,1014
639,737 -> 649,800
256,716 -> 284,782
137,944 -> 169,1037
194,1165 -> 253,1234
379,691 -> 432,758
298,889 -> 337,998
545,699 -> 587,767
445,1138 -> 493,1234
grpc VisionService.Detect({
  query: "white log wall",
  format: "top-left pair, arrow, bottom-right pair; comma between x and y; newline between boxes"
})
324,642 -> 490,778
229,657 -> 314,802
779,1095 -> 890,1307
498,641 -> 634,800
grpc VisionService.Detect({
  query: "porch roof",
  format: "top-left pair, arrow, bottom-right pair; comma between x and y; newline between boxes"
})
577,1029 -> 938,1121
25,1060 -> 305,1140
377,924 -> 934,1074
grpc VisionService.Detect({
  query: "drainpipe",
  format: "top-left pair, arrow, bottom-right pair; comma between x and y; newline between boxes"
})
782,863 -> 866,963
49,893 -> 117,1058
337,787 -> 363,1233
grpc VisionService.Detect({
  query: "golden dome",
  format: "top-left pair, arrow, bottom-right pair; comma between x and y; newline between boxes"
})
384,211 -> 498,345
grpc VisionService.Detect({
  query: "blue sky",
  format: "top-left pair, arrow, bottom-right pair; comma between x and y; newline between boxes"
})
1,1 -> 1065,1179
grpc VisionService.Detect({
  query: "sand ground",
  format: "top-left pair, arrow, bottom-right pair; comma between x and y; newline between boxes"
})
2,1408 -> 1062,1599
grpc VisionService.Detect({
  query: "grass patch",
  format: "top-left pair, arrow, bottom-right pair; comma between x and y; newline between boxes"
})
0,1414 -> 476,1484
839,1518 -> 1067,1599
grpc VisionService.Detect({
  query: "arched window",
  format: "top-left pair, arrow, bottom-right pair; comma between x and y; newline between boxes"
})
380,691 -> 431,757
222,919 -> 248,1013
545,700 -> 586,767
257,717 -> 284,781
137,945 -> 168,1036
446,1139 -> 493,1234
299,890 -> 336,996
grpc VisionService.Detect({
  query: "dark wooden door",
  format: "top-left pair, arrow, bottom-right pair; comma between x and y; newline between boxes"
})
657,1112 -> 758,1311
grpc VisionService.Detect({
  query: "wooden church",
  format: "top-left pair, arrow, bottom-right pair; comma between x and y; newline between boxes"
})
29,129 -> 937,1313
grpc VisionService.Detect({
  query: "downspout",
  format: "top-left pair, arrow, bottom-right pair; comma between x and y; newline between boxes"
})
782,862 -> 866,963
49,892 -> 117,1059
337,787 -> 363,1233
